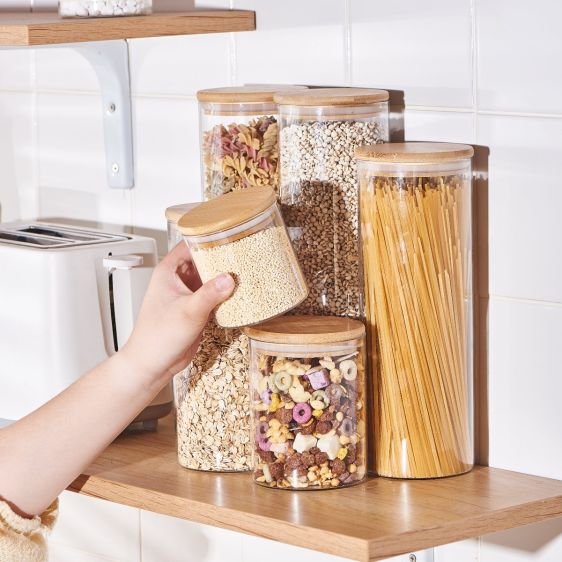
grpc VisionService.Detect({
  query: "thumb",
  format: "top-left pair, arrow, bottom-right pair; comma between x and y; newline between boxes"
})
185,273 -> 235,322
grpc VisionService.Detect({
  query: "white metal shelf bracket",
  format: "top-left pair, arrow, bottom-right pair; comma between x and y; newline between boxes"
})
73,40 -> 134,189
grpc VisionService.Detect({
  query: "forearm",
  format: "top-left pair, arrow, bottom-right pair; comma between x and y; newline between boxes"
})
0,352 -> 161,517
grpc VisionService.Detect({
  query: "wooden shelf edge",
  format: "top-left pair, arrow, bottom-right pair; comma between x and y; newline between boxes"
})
0,10 -> 256,46
67,418 -> 562,562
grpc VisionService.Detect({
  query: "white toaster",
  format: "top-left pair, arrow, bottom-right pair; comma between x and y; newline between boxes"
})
0,222 -> 173,427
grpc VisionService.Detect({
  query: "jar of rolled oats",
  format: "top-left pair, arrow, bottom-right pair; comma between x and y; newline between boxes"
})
275,88 -> 389,318
178,187 -> 308,329
197,85 -> 307,201
244,316 -> 367,490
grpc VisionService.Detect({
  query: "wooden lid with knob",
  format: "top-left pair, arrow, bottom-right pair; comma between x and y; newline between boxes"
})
355,142 -> 474,163
178,187 -> 277,237
243,315 -> 366,344
274,87 -> 389,107
197,85 -> 307,103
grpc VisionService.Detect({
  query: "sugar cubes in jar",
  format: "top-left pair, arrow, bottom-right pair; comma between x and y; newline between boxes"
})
244,316 -> 367,490
59,0 -> 152,17
178,187 -> 308,328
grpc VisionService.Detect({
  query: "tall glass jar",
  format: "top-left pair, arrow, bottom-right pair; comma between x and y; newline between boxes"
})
357,142 -> 474,479
244,316 -> 367,490
275,88 -> 389,318
197,85 -> 307,201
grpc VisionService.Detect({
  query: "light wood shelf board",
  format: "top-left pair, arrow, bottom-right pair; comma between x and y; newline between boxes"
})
0,10 -> 255,46
70,416 -> 562,561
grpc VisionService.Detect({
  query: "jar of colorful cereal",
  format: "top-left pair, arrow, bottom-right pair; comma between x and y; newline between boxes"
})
244,316 -> 367,490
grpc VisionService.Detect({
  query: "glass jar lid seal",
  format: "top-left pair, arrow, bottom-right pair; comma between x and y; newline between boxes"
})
178,187 -> 277,236
244,315 -> 365,345
165,203 -> 200,224
356,142 -> 474,163
274,87 -> 389,106
197,85 -> 307,104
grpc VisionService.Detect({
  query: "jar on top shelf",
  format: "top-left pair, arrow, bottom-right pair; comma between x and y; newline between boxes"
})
244,316 -> 367,490
274,87 -> 389,318
178,187 -> 308,328
197,85 -> 307,201
356,142 -> 474,479
59,0 -> 152,18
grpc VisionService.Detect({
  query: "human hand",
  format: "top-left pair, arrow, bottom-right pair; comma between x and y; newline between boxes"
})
121,242 -> 234,385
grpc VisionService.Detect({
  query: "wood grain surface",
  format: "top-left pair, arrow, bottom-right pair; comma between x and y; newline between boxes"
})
0,11 -> 255,46
70,415 -> 562,561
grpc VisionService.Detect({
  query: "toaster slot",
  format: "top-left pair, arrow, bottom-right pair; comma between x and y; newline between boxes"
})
17,226 -> 101,242
0,231 -> 67,246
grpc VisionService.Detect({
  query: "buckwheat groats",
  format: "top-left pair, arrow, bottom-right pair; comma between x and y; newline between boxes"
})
197,86 -> 307,200
275,88 -> 389,317
244,316 -> 367,490
179,187 -> 308,328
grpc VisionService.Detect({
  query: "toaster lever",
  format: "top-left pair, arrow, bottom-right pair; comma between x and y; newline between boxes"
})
103,254 -> 143,272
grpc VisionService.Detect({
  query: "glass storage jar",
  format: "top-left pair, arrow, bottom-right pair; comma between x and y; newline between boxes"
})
356,142 -> 474,479
275,87 -> 389,318
244,316 -> 367,490
178,187 -> 308,328
59,0 -> 151,17
197,85 -> 307,201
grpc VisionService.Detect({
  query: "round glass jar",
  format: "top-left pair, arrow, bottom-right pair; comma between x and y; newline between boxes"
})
178,187 -> 308,328
244,316 -> 367,490
274,88 -> 389,318
197,85 -> 307,201
59,0 -> 151,17
356,142 -> 474,479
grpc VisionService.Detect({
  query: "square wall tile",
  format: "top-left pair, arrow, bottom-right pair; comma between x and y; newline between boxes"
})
130,96 -> 200,236
49,491 -> 140,562
36,48 -> 99,93
488,297 -> 562,480
477,0 -> 562,114
0,49 -> 33,91
405,109 -> 475,144
481,518 -> 562,562
48,542 -> 128,562
140,510 -> 243,562
351,0 -> 473,108
478,114 -> 562,304
435,539 -> 479,562
0,92 -> 36,221
241,535 -> 353,562
36,92 -> 132,229
233,0 -> 346,86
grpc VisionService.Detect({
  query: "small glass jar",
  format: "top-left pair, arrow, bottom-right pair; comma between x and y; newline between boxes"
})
244,316 -> 367,490
165,203 -> 199,250
179,187 -> 308,328
197,85 -> 307,201
275,88 -> 389,318
59,0 -> 152,17
356,142 -> 474,479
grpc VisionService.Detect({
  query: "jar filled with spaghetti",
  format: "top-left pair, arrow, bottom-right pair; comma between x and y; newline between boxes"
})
244,316 -> 367,490
357,142 -> 474,479
275,88 -> 389,318
198,85 -> 307,201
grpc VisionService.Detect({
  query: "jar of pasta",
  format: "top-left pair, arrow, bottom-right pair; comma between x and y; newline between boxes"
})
197,85 -> 307,201
356,142 -> 474,479
244,315 -> 367,490
178,187 -> 308,328
275,87 -> 389,317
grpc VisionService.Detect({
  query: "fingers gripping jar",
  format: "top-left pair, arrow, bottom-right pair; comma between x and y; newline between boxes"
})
244,316 -> 367,490
197,85 -> 307,201
357,142 -> 474,479
275,88 -> 389,317
178,187 -> 308,328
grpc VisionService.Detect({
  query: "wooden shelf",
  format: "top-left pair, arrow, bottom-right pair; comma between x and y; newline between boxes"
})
70,415 -> 562,562
0,10 -> 255,46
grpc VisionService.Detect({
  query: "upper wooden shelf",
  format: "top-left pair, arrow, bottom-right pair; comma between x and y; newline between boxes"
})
0,10 -> 256,46
71,415 -> 562,562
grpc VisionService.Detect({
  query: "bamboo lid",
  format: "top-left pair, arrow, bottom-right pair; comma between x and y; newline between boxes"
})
165,203 -> 199,224
274,87 -> 389,107
178,187 -> 277,237
355,142 -> 474,163
197,85 -> 307,103
243,315 -> 365,345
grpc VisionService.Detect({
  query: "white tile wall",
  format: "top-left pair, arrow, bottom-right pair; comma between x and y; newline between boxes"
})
2,1 -> 562,562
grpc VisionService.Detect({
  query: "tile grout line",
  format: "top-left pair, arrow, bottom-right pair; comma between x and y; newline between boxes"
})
488,294 -> 562,308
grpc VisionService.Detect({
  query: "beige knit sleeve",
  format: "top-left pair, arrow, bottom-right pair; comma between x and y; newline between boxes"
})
0,498 -> 58,562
